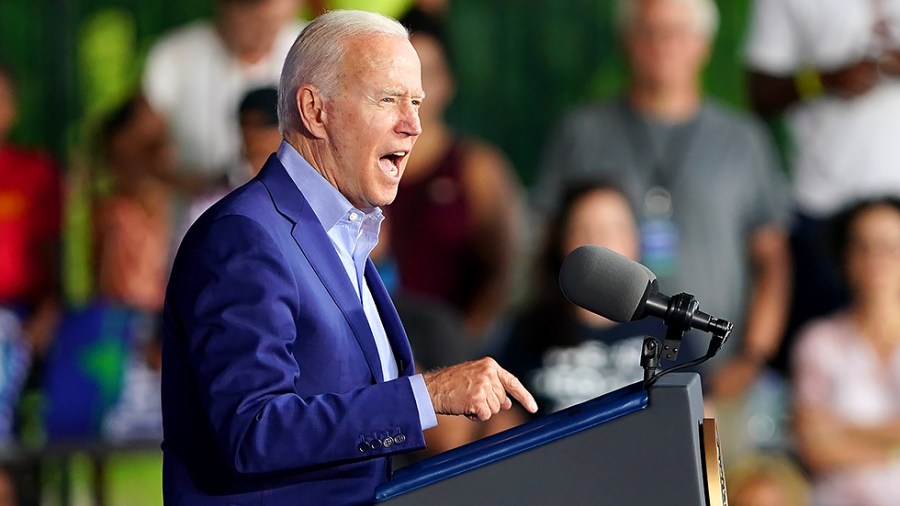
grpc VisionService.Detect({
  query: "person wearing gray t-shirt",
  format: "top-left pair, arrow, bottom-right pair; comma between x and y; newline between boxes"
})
534,0 -> 791,405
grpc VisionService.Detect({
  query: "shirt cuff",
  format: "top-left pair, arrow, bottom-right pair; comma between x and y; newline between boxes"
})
409,374 -> 438,430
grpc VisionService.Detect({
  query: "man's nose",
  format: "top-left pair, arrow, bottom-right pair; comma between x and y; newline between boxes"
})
397,104 -> 422,137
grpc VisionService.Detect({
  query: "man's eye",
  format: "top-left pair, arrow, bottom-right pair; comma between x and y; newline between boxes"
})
411,100 -> 422,107
381,97 -> 395,104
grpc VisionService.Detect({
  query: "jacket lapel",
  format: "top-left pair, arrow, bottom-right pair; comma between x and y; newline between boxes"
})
366,260 -> 415,377
257,155 -> 384,383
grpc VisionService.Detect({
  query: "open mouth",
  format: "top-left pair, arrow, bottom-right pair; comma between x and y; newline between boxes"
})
379,151 -> 408,177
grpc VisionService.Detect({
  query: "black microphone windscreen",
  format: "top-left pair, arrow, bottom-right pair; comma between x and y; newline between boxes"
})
559,245 -> 657,322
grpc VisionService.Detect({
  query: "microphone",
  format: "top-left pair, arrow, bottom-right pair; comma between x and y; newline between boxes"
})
559,245 -> 733,359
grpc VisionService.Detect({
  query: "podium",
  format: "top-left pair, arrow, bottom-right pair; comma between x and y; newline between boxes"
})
375,373 -> 726,505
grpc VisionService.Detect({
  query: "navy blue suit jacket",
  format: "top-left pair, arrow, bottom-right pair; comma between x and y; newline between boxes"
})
161,155 -> 426,505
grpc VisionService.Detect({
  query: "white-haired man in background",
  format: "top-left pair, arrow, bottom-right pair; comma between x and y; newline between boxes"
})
534,0 -> 791,445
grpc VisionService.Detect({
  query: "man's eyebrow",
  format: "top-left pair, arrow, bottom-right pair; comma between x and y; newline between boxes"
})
380,87 -> 426,100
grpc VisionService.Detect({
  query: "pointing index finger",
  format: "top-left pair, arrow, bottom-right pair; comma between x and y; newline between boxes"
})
498,366 -> 538,413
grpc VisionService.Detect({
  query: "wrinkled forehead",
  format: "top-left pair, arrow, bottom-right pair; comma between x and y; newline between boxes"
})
340,36 -> 422,91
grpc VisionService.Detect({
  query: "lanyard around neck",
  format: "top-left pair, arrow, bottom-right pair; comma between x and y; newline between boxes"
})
616,98 -> 703,193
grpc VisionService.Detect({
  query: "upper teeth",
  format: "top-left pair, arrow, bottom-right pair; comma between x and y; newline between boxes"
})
392,152 -> 406,157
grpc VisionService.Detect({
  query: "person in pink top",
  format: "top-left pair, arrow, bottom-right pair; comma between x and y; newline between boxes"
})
793,197 -> 900,506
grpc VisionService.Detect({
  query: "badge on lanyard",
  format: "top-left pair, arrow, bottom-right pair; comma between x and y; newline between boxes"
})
640,186 -> 678,278
617,98 -> 698,280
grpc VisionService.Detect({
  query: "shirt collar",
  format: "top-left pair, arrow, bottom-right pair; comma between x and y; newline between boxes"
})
276,140 -> 382,231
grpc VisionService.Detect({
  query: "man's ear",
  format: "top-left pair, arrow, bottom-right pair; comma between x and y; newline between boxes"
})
297,84 -> 328,139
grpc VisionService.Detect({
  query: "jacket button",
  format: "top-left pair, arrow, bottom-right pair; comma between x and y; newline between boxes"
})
394,434 -> 406,444
382,437 -> 394,448
370,438 -> 383,450
358,441 -> 370,453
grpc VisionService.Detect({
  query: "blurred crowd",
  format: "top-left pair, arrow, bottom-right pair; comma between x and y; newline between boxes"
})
2,0 -> 900,504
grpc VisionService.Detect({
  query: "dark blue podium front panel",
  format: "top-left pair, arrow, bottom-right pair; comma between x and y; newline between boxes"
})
375,373 -> 707,506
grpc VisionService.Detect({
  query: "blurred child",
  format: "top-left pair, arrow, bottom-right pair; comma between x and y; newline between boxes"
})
178,87 -> 282,237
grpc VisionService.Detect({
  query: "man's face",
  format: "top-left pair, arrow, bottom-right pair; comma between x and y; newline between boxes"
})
108,99 -> 176,179
240,111 -> 282,177
625,0 -> 710,90
219,0 -> 299,62
318,36 -> 423,210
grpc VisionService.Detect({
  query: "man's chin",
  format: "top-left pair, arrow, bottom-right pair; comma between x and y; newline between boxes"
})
367,188 -> 400,208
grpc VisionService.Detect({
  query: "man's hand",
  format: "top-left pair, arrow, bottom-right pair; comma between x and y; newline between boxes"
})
880,49 -> 900,76
423,357 -> 538,421
821,59 -> 880,98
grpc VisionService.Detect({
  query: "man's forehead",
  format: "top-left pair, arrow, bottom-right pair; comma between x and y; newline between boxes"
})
343,37 -> 423,93
344,35 -> 416,66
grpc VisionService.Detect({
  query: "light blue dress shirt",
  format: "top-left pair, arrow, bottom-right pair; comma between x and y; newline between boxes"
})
277,141 -> 437,431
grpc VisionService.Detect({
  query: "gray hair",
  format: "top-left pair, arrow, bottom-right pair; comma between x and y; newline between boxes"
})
277,10 -> 410,136
614,0 -> 719,37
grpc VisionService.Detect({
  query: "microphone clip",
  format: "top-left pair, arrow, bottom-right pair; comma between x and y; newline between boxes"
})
641,292 -> 734,388
659,292 -> 700,362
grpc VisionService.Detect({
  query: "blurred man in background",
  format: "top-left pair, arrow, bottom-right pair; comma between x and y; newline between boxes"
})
744,0 -> 900,360
177,86 -> 284,242
534,0 -> 791,415
143,0 -> 303,194
236,87 -> 283,176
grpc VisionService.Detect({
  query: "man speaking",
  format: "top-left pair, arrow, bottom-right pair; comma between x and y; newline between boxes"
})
161,9 -> 537,506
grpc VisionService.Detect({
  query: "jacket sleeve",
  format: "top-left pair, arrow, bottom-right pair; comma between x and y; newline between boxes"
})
171,214 -> 427,475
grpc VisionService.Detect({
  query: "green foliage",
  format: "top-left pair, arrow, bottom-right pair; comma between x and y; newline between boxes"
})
65,7 -> 141,305
0,1 -> 57,147
41,452 -> 163,506
78,8 -> 140,122
105,452 -> 165,505
329,0 -> 413,17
